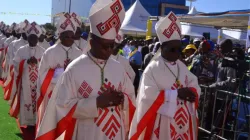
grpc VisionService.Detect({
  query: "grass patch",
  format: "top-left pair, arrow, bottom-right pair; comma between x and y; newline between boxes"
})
0,88 -> 22,140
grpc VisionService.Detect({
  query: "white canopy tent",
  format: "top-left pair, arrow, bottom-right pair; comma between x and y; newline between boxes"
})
120,0 -> 157,36
121,1 -> 247,41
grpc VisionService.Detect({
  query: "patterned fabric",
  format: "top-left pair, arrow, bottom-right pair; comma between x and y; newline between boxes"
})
28,64 -> 38,114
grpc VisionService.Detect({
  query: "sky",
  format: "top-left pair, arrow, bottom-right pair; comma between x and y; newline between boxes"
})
0,0 -> 249,25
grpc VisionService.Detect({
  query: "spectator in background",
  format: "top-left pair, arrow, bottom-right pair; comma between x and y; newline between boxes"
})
129,40 -> 142,95
81,32 -> 88,41
145,37 -> 153,48
182,44 -> 197,68
206,39 -> 237,137
209,39 -> 237,91
140,40 -> 149,63
148,43 -> 154,52
123,39 -> 131,59
190,41 -> 215,84
193,38 -> 201,49
141,42 -> 160,70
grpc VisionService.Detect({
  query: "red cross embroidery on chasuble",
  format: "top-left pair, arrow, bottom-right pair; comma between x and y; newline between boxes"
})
78,81 -> 93,98
95,79 -> 121,140
29,65 -> 38,83
29,65 -> 38,114
60,13 -> 76,31
27,22 -> 40,35
162,13 -> 181,39
25,104 -> 31,111
169,82 -> 190,140
154,117 -> 161,139
96,0 -> 123,35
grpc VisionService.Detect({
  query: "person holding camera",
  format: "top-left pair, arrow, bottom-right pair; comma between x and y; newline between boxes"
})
190,40 -> 215,85
206,39 -> 237,138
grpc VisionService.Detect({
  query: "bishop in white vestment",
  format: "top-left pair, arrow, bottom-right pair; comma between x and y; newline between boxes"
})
71,12 -> 88,53
36,12 -> 82,130
36,1 -> 136,140
129,12 -> 200,140
1,25 -> 16,80
38,26 -> 50,50
9,22 -> 45,140
4,21 -> 29,102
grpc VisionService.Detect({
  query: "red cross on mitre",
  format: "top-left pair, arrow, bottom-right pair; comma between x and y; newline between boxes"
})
60,13 -> 76,31
27,22 -> 40,35
162,12 -> 181,39
71,12 -> 81,26
96,0 -> 123,36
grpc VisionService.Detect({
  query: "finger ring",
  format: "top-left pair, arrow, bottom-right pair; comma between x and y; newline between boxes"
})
109,101 -> 113,106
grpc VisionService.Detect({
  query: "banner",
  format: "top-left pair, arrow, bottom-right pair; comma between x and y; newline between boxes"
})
247,16 -> 250,48
145,19 -> 152,40
217,29 -> 222,44
0,12 -> 88,20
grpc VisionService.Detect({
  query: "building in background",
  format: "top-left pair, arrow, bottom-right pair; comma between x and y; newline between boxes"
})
51,0 -> 188,24
123,0 -> 189,16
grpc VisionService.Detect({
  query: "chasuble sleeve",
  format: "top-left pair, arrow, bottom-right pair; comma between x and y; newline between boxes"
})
137,69 -> 163,106
121,71 -> 136,134
37,51 -> 53,99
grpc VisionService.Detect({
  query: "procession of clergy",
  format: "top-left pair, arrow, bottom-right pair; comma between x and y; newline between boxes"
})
0,0 -> 200,139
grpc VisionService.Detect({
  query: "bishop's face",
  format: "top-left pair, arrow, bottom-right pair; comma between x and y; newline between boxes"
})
161,40 -> 182,62
90,33 -> 115,60
60,31 -> 75,47
28,34 -> 38,47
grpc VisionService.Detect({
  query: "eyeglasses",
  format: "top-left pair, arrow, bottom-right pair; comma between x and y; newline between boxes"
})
165,47 -> 182,53
96,39 -> 115,50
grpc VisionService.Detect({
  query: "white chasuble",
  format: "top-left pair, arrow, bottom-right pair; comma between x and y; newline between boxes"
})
129,57 -> 200,140
1,36 -> 15,79
0,37 -> 7,78
36,43 -> 82,129
111,54 -> 135,82
4,38 -> 28,102
36,54 -> 136,140
10,45 -> 45,126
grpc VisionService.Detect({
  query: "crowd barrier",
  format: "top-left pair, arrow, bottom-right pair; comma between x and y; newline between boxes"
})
198,85 -> 250,140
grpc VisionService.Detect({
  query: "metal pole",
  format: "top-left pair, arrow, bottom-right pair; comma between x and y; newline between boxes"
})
201,87 -> 207,128
69,0 -> 72,13
199,127 -> 227,140
221,95 -> 229,137
211,91 -> 218,131
234,96 -> 241,140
